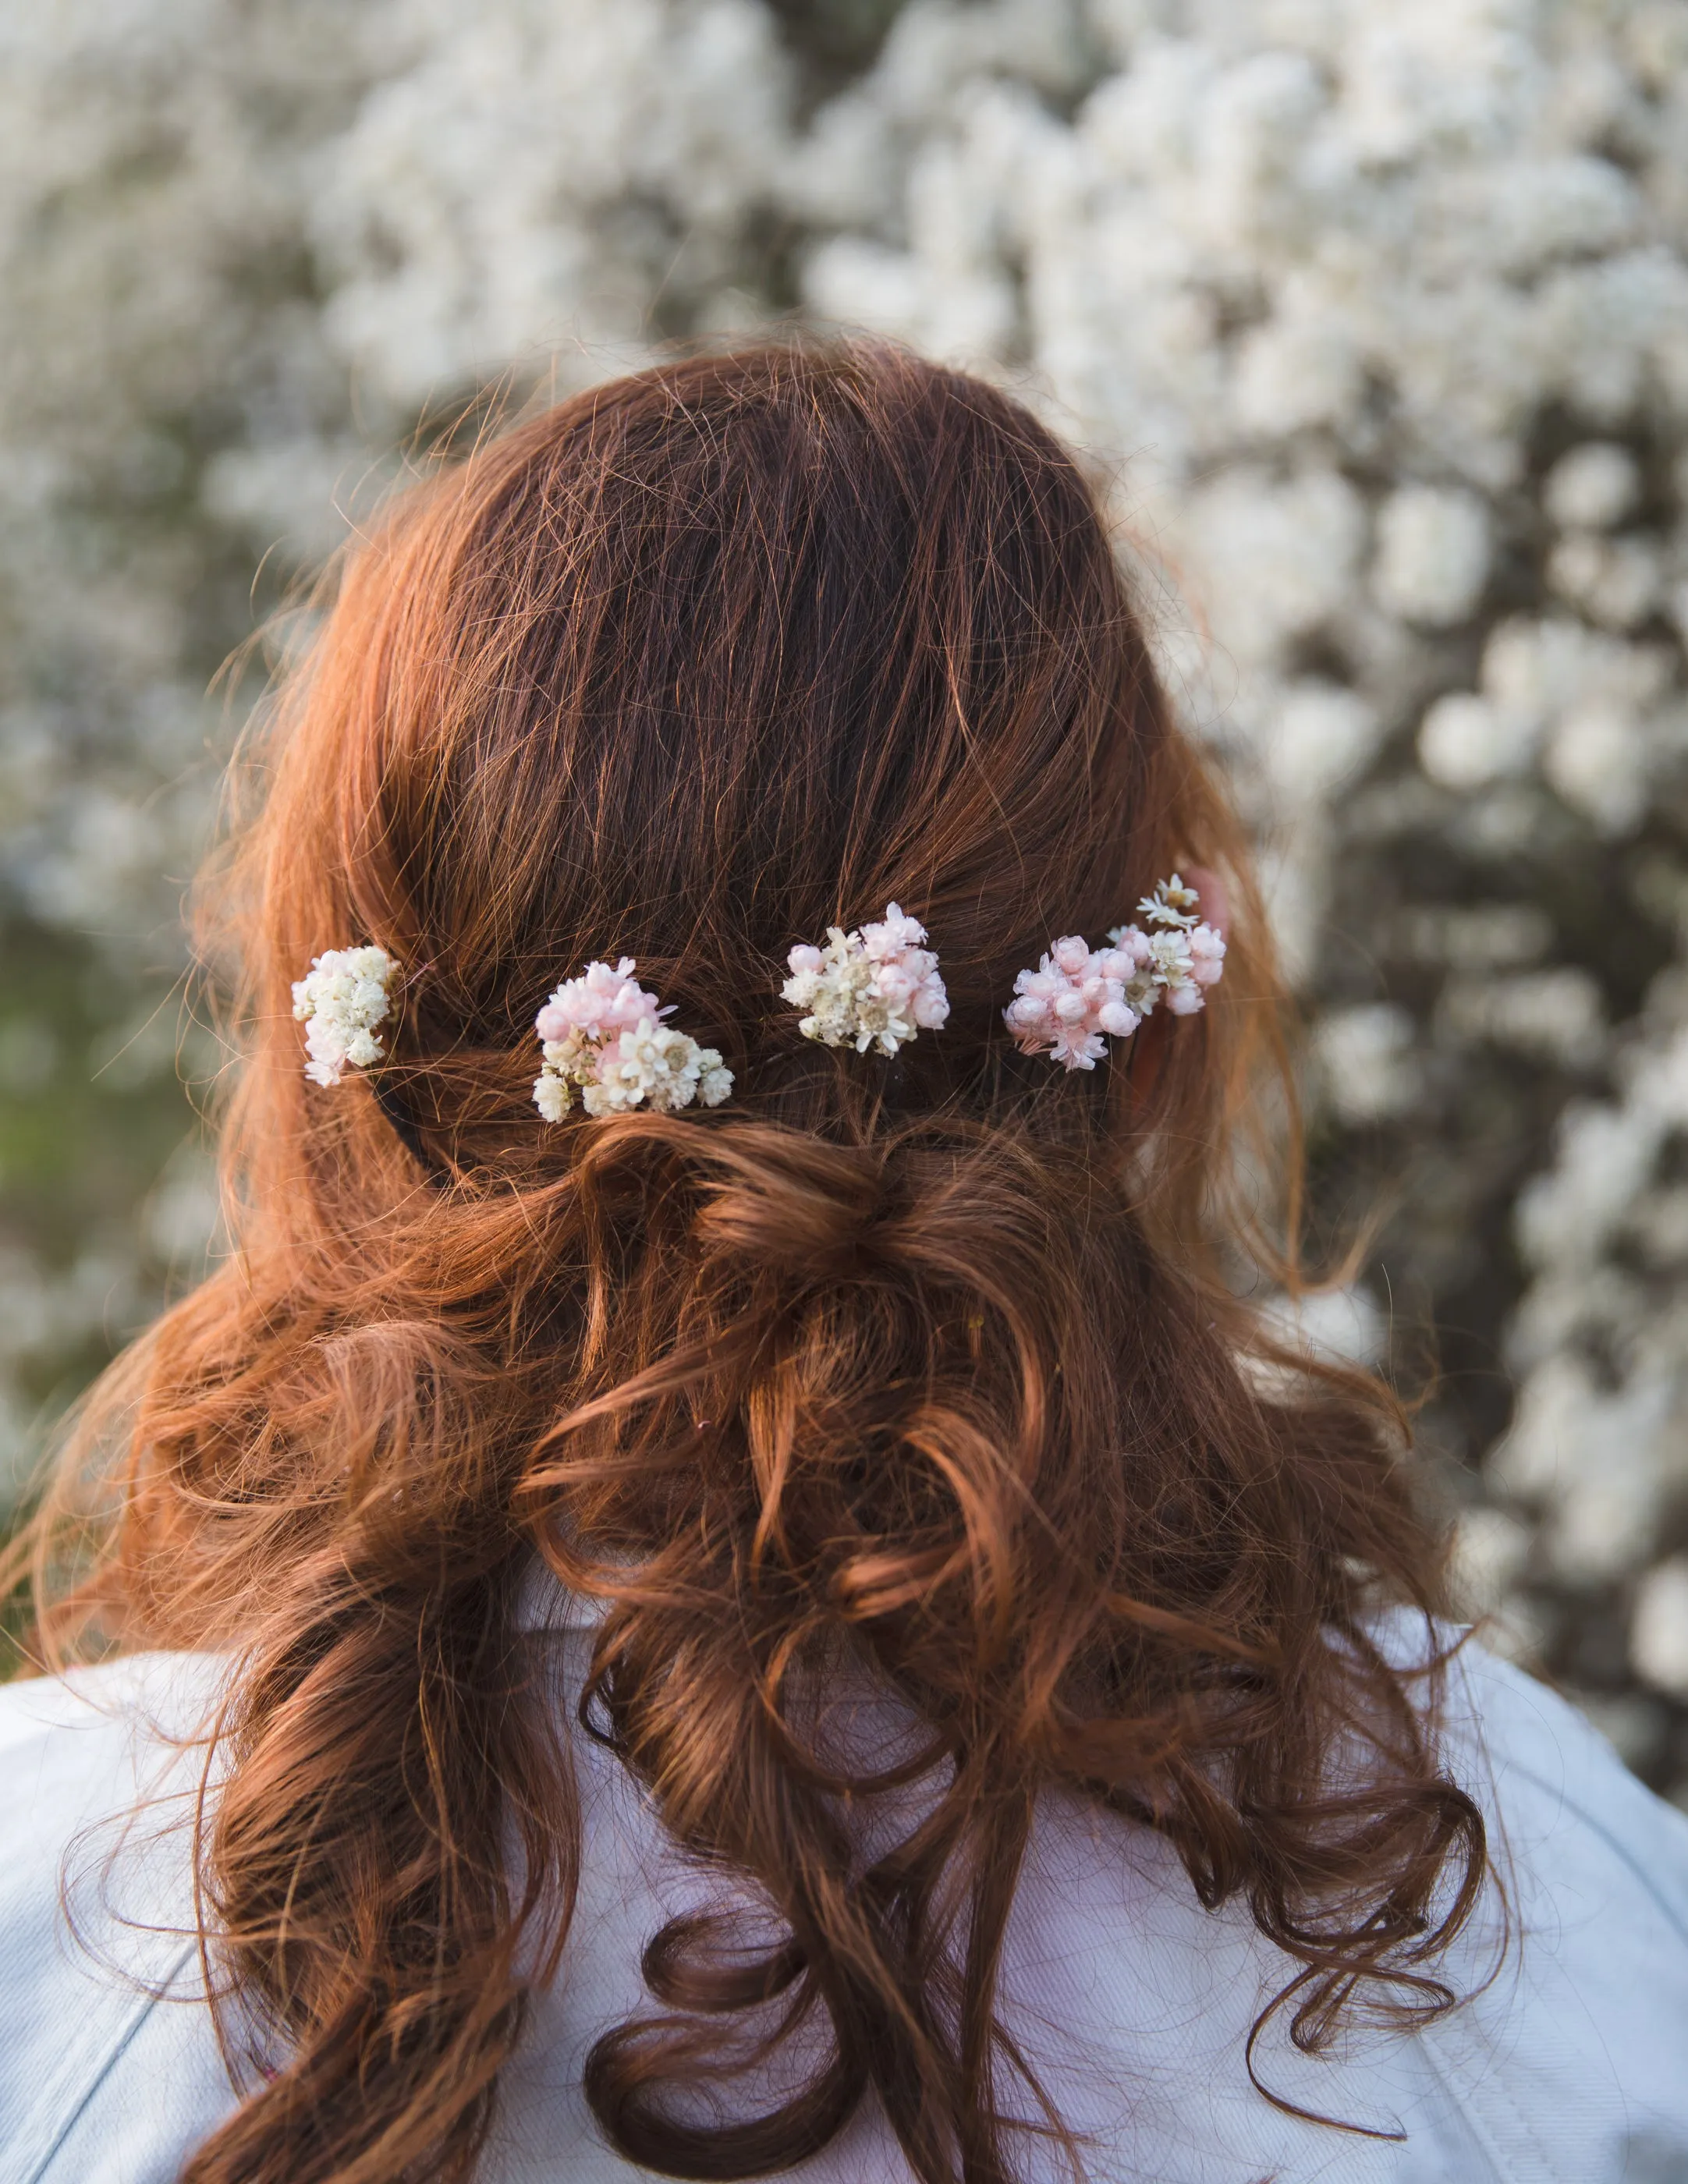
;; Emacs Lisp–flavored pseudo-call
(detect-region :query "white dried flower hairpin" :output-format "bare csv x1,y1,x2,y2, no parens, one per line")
1003,873,1226,1071
292,945,398,1087
782,903,950,1056
532,958,732,1120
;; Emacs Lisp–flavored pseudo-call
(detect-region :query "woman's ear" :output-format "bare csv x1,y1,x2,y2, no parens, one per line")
1185,865,1229,938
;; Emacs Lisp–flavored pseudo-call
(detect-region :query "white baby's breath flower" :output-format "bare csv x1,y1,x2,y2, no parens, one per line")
291,945,396,1087
533,1070,572,1122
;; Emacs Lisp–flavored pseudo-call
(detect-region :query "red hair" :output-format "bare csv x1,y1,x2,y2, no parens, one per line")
24,342,1481,2184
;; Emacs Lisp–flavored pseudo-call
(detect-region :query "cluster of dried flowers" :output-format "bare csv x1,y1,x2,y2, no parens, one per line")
782,904,950,1057
533,959,731,1119
291,946,395,1088
1004,876,1225,1068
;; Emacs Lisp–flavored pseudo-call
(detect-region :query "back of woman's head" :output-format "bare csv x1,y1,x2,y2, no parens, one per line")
34,342,1482,2184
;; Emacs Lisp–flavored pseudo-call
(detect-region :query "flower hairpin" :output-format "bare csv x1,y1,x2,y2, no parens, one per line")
296,888,1212,1105
292,945,398,1087
1002,874,1225,1071
782,903,949,1056
532,957,732,1119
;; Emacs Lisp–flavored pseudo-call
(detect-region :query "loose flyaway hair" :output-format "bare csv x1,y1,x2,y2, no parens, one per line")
19,341,1484,2184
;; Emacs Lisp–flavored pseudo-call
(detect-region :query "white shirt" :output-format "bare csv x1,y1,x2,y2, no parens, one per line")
3,1611,1686,2184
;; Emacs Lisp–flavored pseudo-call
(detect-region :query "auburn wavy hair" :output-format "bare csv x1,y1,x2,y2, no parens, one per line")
23,342,1484,2184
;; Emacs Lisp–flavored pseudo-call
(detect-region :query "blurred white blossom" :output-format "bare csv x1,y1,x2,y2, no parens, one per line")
1438,966,1606,1070
1372,487,1491,628
1257,1282,1387,1370
1633,1558,1688,1698
1545,442,1640,530
1449,1504,1533,1618
1418,693,1538,792
1313,1003,1422,1126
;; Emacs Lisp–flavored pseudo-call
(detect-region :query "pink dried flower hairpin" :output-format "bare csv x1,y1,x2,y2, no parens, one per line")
533,957,732,1119
782,903,949,1056
1002,873,1226,1071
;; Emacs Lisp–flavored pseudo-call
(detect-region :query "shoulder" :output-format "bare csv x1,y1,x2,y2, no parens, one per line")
1408,1620,1688,2179
988,1617,1688,2183
1439,1622,1688,1929
1368,1607,1688,1948
0,1653,239,2184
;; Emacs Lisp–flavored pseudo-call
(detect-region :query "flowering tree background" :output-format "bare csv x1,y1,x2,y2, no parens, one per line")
3,0,1687,1794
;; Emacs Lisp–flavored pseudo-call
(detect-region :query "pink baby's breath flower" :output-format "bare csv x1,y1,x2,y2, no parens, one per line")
1051,1024,1108,1070
1005,941,1135,1069
862,905,929,959
1006,874,1225,1069
534,956,669,1044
